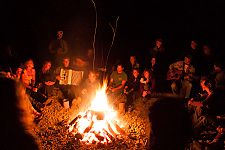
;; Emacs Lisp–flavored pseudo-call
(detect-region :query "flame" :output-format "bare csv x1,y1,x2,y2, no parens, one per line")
90,83,111,111
68,81,124,144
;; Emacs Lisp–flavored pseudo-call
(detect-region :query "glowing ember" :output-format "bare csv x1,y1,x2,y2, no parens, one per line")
68,82,125,144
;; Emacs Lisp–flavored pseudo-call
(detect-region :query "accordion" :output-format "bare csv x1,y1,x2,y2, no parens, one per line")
59,68,84,85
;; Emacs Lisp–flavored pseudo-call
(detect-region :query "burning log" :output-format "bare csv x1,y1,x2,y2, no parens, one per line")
95,134,104,141
106,121,117,138
84,121,94,133
68,111,124,144
75,133,83,140
31,94,152,149
112,121,126,136
68,115,81,126
103,129,114,142
66,81,130,146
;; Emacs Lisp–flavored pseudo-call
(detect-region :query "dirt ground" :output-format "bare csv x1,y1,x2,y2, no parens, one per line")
31,92,156,150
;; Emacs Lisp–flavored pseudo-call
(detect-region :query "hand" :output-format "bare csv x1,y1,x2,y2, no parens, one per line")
33,87,38,92
188,101,192,105
111,88,116,92
216,126,224,133
124,89,128,94
56,75,62,81
142,91,148,97
188,98,194,105
33,111,42,118
98,67,106,72
45,81,55,86
6,72,12,78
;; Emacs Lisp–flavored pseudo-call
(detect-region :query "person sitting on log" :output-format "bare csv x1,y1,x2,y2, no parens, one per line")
188,77,225,136
167,55,196,99
107,63,127,114
55,56,76,108
78,71,100,108
124,68,140,110
36,60,56,97
21,59,47,110
140,69,155,99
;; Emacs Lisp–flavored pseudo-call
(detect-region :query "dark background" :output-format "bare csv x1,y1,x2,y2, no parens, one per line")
1,0,225,68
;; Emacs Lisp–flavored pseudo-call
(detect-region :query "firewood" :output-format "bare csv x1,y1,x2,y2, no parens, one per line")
112,120,126,136
68,115,81,126
106,121,117,138
84,121,94,133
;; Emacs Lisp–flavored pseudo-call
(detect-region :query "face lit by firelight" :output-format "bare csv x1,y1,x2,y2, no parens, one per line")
156,40,162,48
184,57,191,65
144,70,150,79
130,56,136,65
43,62,51,71
88,72,96,83
151,57,156,66
117,65,123,73
63,58,70,68
132,69,139,78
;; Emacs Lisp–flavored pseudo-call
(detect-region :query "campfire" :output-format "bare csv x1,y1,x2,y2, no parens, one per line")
67,82,126,144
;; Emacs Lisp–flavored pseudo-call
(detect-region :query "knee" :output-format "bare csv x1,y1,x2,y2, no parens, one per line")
171,83,176,89
187,82,192,89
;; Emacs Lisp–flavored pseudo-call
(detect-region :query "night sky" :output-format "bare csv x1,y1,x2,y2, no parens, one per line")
1,0,225,67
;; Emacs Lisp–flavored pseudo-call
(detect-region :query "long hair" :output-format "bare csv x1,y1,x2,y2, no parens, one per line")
200,76,214,92
0,77,39,149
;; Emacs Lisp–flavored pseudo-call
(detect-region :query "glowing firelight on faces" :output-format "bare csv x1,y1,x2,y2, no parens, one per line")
68,81,124,144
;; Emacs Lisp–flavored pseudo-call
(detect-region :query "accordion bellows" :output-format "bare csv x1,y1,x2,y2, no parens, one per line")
59,68,84,85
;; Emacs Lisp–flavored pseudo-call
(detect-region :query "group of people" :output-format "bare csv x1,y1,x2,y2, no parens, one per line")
106,38,225,148
1,31,225,149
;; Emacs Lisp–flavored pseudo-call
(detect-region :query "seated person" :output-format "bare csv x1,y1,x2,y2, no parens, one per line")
188,78,225,133
140,69,155,99
108,64,127,95
107,64,127,113
21,59,47,108
21,59,36,89
124,68,140,107
36,60,55,97
71,55,89,80
188,78,213,126
79,71,100,105
55,56,76,108
167,55,196,99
